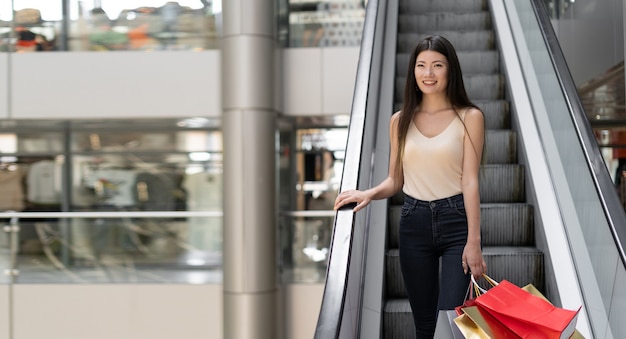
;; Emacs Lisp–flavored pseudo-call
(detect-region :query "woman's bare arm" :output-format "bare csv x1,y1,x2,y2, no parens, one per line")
461,107,487,277
334,112,404,212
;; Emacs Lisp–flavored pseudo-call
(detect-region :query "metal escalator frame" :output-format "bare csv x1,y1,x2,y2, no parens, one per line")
489,1,593,336
491,0,626,337
529,0,626,268
313,0,391,337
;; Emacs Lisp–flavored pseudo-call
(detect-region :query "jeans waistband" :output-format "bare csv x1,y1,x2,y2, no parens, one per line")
403,193,464,209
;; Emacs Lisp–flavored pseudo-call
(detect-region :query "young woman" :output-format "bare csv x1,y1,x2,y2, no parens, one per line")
333,35,487,338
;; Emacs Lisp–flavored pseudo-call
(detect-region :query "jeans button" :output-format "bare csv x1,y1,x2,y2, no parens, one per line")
430,202,436,208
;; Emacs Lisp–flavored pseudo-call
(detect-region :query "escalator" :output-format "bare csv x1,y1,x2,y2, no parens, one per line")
315,0,626,338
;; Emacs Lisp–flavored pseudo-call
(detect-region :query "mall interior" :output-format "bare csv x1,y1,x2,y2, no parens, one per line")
0,0,625,338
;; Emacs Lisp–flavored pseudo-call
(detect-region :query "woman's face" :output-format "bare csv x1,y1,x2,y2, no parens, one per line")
414,50,449,96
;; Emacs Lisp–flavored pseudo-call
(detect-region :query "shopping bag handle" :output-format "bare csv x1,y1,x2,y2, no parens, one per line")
471,274,499,295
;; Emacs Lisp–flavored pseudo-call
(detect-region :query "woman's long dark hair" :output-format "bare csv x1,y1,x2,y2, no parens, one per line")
394,35,481,179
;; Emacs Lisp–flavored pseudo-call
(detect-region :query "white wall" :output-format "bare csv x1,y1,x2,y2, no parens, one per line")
282,284,325,339
281,47,359,116
555,0,624,85
13,284,222,339
10,51,222,119
0,285,7,339
7,283,323,339
5,47,359,120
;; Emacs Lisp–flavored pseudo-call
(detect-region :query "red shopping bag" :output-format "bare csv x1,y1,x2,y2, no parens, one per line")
454,275,520,338
475,280,581,339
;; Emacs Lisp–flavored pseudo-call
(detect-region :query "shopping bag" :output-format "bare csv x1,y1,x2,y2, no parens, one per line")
455,275,497,316
454,310,487,339
454,305,521,338
521,284,585,339
475,279,581,339
453,275,519,338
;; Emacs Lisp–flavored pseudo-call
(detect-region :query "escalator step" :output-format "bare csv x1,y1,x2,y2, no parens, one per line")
480,164,526,203
476,100,510,130
397,31,494,53
483,246,545,290
484,130,517,164
398,12,491,32
387,203,534,249
383,299,414,339
399,0,487,14
384,246,544,298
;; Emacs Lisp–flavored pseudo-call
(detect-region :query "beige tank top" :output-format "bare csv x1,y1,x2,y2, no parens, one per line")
402,111,465,201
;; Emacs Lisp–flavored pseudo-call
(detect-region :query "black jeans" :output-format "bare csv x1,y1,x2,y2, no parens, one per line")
398,193,470,339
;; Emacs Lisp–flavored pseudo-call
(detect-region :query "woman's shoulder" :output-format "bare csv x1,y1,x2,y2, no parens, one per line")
461,106,483,117
460,106,484,129
458,106,483,121
390,110,402,124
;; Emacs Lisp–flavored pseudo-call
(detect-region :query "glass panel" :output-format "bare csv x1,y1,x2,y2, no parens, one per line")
542,0,575,19
276,0,289,47
15,215,222,283
506,0,623,334
295,127,345,211
70,154,223,211
0,0,11,52
67,0,221,51
0,218,13,284
280,213,334,283
288,0,365,47
71,129,222,153
279,117,348,283
0,122,65,154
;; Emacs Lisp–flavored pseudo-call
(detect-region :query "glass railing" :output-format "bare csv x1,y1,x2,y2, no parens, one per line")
1,212,223,284
506,0,626,336
314,0,389,336
279,211,334,283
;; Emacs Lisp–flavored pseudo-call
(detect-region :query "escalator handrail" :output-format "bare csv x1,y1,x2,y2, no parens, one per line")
313,0,382,337
530,0,626,267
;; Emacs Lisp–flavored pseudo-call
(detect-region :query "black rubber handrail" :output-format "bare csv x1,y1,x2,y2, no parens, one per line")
313,0,383,337
530,0,626,267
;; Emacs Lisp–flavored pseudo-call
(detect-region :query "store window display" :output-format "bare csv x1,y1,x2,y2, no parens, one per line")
2,5,59,52
0,156,63,255
288,0,366,47
69,0,220,51
182,168,222,252
0,120,226,281
281,125,347,282
0,162,27,213
86,7,129,51
66,125,223,262
3,0,368,51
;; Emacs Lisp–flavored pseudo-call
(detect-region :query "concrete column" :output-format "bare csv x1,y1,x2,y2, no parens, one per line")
221,1,277,339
